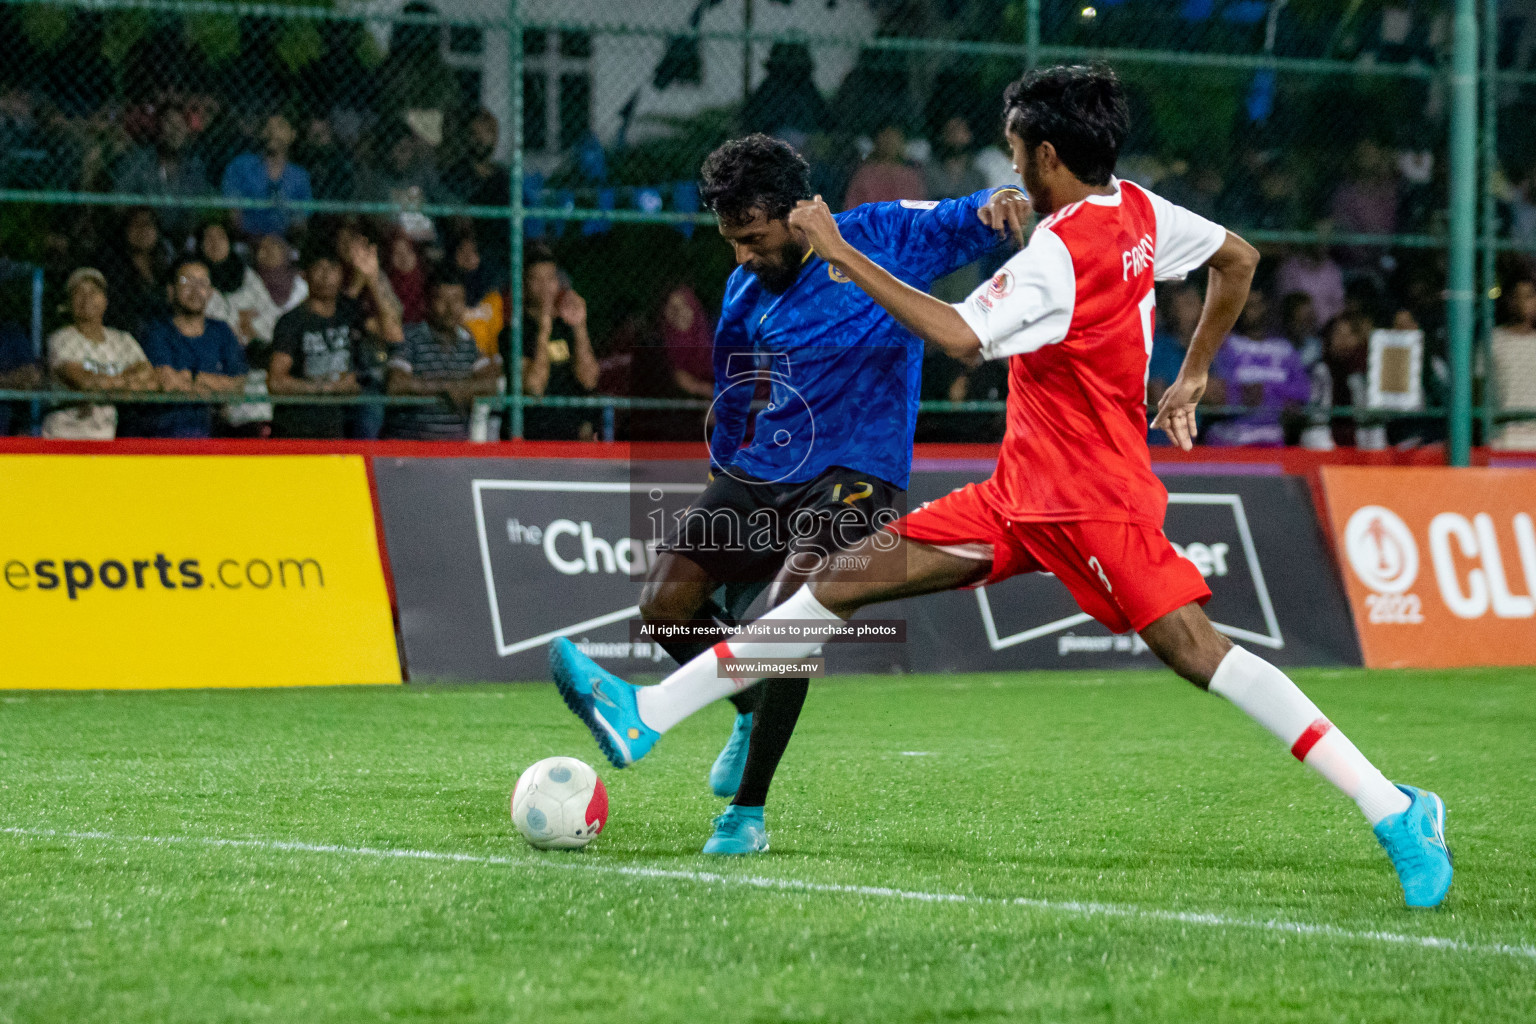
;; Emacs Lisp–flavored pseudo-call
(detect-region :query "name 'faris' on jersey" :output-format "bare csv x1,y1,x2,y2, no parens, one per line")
1122,233,1155,281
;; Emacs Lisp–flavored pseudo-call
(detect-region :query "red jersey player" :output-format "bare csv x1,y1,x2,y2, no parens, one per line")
550,65,1452,908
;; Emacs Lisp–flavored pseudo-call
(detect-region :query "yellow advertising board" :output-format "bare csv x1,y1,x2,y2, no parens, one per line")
0,455,401,688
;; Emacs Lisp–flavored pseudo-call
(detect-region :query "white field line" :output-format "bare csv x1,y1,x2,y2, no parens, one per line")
5,826,1534,963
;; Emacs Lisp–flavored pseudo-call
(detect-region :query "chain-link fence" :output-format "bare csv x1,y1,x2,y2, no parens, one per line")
0,0,1533,454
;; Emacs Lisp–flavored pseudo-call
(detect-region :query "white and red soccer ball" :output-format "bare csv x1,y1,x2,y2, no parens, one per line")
511,756,608,850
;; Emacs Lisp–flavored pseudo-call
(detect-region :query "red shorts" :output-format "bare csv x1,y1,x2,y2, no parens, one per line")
889,482,1211,634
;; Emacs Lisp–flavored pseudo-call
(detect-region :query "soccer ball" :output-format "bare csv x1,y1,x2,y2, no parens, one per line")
510,756,609,850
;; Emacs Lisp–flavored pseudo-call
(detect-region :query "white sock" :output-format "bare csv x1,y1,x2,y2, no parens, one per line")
634,586,842,734
1209,646,1410,826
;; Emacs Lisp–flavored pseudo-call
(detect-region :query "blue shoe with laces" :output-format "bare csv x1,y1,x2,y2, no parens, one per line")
709,713,753,798
548,637,659,769
702,805,769,856
1373,783,1452,908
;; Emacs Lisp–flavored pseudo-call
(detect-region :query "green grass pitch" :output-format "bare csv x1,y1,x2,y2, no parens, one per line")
3,668,1533,1023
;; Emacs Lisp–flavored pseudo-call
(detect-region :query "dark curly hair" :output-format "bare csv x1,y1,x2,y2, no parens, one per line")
699,134,813,226
1002,64,1129,187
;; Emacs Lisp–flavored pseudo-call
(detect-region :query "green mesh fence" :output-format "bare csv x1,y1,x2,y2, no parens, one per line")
0,0,1532,450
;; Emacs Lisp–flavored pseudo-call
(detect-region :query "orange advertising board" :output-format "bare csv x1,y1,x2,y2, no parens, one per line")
1318,467,1536,668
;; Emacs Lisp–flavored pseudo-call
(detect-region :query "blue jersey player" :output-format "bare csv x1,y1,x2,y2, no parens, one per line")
614,135,1029,854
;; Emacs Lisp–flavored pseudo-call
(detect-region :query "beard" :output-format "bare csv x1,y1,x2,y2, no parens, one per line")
748,239,806,294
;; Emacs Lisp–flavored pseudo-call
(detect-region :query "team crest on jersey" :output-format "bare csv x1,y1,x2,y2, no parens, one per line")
986,269,1014,299
827,264,851,284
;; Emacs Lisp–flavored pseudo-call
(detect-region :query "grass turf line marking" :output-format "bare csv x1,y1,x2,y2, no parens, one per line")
6,826,1533,962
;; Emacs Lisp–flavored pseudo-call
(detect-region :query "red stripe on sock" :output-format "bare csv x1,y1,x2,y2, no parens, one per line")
712,640,734,660
1291,717,1333,761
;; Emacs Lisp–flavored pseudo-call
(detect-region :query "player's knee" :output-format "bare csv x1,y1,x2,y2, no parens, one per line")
639,582,693,624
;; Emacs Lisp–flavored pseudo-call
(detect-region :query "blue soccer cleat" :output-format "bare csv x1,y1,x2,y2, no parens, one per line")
709,712,754,798
548,637,660,769
1373,783,1453,908
702,805,769,856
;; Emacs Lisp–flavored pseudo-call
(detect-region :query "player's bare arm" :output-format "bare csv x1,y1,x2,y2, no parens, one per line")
788,195,983,360
1150,231,1259,450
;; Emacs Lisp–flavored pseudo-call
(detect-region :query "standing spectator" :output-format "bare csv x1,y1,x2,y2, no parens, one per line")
1491,275,1536,450
295,116,355,202
924,117,987,200
135,256,248,438
842,123,926,210
1275,235,1347,327
43,268,158,440
267,249,364,439
1280,292,1334,449
220,114,313,240
1206,289,1313,447
384,271,502,440
0,319,42,436
101,208,173,335
386,232,427,326
514,243,598,440
454,233,505,358
112,108,210,240
741,43,829,143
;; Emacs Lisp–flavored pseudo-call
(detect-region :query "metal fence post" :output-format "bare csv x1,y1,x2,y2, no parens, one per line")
1446,0,1479,467
1479,0,1498,448
508,0,525,439
1026,0,1041,70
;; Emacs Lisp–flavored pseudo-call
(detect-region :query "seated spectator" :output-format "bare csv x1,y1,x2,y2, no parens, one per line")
385,271,502,440
924,117,987,200
295,116,355,202
442,110,512,257
0,320,42,436
221,114,313,240
386,232,427,326
43,268,158,439
1319,311,1381,449
1275,236,1346,327
842,123,926,210
356,120,447,243
334,223,405,439
267,247,365,439
112,107,209,239
197,221,261,347
514,242,597,440
1148,283,1203,406
101,207,172,335
1330,140,1399,272
659,284,714,400
454,233,505,357
247,233,309,357
134,256,248,438
1280,291,1334,449
1205,289,1312,447
1491,275,1536,450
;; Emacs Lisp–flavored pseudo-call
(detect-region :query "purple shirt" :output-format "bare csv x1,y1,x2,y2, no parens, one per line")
1207,334,1312,446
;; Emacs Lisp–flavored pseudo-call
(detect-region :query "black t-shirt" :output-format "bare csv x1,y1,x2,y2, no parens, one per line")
506,316,595,440
270,297,364,438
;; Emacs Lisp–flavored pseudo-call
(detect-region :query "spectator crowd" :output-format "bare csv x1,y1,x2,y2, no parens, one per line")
2,6,1536,449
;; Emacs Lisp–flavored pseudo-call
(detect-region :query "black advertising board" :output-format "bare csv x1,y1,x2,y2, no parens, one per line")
373,458,1362,681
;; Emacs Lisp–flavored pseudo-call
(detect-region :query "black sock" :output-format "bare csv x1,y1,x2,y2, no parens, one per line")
732,677,809,808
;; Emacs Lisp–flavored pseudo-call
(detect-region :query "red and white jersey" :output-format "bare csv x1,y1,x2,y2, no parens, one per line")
954,179,1226,527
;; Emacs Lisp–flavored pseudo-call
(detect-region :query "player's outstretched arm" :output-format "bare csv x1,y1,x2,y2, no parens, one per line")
1152,230,1259,450
788,196,982,360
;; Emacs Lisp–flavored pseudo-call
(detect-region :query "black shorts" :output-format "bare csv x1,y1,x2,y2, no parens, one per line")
660,465,906,584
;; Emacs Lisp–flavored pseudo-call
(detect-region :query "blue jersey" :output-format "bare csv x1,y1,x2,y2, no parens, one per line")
709,189,1014,490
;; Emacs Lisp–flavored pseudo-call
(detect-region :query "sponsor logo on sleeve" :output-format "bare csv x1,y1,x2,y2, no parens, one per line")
899,200,940,209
